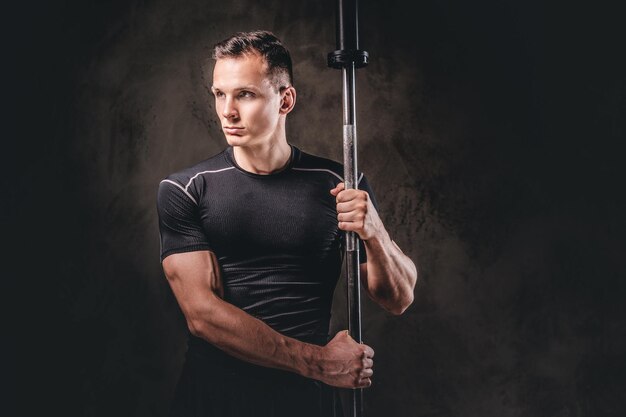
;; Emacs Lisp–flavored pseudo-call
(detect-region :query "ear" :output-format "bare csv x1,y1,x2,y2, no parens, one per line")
279,86,296,115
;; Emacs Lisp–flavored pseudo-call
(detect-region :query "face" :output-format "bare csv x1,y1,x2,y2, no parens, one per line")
211,53,295,149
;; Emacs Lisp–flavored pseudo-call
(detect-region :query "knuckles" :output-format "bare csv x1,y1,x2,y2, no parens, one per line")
336,189,369,203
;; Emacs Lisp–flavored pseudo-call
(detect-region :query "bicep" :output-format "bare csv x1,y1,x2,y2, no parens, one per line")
162,250,223,319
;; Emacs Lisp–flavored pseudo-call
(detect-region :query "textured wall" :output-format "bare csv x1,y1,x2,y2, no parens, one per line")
7,0,626,416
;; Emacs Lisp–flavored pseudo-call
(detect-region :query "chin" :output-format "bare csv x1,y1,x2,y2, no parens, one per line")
224,135,247,146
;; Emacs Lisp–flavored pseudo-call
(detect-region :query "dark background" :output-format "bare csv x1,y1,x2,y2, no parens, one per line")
5,0,626,416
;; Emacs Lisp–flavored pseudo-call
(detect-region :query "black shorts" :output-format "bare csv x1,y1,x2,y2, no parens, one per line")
168,337,345,417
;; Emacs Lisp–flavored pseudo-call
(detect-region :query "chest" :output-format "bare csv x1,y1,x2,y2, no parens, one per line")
197,173,340,258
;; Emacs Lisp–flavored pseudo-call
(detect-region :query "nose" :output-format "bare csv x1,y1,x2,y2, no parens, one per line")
221,97,238,119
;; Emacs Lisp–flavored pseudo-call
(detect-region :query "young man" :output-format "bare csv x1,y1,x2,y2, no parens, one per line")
157,30,417,417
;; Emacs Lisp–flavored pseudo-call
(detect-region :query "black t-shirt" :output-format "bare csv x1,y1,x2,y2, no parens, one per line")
157,145,376,343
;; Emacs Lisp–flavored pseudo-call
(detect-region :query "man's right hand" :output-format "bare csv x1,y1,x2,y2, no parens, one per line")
312,330,375,389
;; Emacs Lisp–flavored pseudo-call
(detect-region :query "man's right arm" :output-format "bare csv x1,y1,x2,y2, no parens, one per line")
162,250,374,389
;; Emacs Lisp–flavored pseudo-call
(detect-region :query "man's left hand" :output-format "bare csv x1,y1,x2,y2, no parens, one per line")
330,182,381,240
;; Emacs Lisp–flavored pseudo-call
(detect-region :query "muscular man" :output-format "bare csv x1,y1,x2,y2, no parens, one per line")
157,30,417,417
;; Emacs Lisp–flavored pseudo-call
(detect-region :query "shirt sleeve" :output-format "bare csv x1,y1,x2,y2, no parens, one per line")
156,180,213,262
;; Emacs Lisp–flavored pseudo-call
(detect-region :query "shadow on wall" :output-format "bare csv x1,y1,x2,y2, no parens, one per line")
8,0,626,416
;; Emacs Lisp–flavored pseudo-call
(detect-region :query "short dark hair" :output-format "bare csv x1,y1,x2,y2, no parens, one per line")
212,30,294,90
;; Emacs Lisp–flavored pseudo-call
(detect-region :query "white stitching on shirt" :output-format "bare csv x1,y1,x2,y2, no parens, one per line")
293,168,343,181
160,167,236,205
293,168,365,185
160,180,198,205
162,166,363,205
184,167,236,189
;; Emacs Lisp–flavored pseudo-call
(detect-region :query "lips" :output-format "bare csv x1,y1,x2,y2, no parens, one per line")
223,126,244,135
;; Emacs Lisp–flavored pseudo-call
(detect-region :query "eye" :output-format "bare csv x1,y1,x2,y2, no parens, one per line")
238,90,255,98
213,90,225,98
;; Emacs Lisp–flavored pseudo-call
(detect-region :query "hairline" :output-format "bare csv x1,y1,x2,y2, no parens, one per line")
212,31,293,90
213,52,289,92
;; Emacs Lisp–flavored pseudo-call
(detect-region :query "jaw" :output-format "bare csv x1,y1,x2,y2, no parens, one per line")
223,117,286,150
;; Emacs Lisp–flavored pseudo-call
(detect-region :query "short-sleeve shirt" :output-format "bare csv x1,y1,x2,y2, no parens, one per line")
157,145,377,343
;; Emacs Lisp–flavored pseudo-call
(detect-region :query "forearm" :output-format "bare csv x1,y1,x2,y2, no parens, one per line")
363,228,417,314
187,292,321,378
164,251,373,389
330,181,417,313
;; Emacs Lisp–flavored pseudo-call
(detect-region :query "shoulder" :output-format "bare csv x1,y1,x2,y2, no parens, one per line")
160,149,232,188
293,146,370,187
157,148,234,205
292,147,345,182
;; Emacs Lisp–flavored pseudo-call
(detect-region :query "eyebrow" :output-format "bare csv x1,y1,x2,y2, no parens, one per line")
211,85,259,91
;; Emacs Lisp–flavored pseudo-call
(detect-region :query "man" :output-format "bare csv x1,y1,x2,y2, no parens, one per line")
157,30,417,417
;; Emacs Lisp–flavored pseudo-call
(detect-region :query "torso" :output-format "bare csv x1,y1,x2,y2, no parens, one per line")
159,145,358,342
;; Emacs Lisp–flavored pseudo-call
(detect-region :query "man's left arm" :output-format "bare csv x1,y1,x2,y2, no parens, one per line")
331,182,418,315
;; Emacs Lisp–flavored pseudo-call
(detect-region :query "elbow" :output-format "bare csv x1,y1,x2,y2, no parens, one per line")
184,304,216,339
386,261,419,316
391,264,418,315
371,283,414,316
186,316,207,338
186,315,221,344
387,290,414,316
184,300,224,344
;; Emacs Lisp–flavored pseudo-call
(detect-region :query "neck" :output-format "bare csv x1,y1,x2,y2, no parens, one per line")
232,140,292,175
